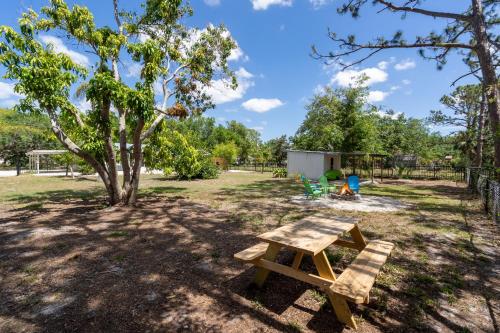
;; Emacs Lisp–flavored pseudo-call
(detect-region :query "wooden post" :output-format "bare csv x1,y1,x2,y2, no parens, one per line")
371,156,374,184
380,158,383,183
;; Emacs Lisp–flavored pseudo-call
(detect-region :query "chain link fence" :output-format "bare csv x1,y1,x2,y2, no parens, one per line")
467,168,499,223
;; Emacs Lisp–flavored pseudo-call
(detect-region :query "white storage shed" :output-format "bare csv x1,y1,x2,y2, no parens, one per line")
287,150,341,180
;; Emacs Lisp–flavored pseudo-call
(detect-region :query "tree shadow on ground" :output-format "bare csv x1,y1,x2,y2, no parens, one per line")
0,178,497,332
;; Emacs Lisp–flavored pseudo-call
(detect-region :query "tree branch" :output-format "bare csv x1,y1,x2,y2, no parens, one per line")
375,0,471,22
140,112,165,142
450,67,482,86
46,107,110,183
315,34,477,69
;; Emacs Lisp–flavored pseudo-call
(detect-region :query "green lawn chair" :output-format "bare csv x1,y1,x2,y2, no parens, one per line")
304,181,322,199
300,174,321,190
319,175,336,195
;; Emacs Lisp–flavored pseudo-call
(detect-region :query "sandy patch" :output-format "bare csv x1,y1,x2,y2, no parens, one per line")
290,194,410,212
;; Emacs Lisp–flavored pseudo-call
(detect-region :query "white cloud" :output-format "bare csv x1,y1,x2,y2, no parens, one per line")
242,98,283,113
377,61,389,70
235,67,253,79
402,79,411,85
313,84,326,95
39,35,89,67
390,85,400,91
367,90,389,103
0,99,18,108
251,0,292,10
376,110,402,119
126,63,142,78
251,126,264,132
0,82,20,100
330,67,388,87
75,98,91,112
394,59,416,71
153,80,164,96
377,57,396,70
204,0,221,6
0,82,22,108
204,67,255,104
228,44,249,62
310,0,332,9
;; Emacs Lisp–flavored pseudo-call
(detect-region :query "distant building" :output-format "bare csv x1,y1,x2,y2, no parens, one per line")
394,154,418,167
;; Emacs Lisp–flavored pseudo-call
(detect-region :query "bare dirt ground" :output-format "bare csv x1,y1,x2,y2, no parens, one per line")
0,175,498,332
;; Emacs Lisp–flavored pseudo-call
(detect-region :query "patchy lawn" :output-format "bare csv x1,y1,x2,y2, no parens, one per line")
0,173,498,332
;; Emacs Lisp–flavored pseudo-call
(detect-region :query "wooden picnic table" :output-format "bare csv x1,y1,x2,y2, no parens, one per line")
235,214,394,330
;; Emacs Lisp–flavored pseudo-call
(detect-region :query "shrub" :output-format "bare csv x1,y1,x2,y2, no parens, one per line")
213,142,239,165
197,158,220,179
325,169,342,180
273,168,287,178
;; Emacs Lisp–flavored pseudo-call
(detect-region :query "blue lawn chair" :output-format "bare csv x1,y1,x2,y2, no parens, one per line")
347,175,360,193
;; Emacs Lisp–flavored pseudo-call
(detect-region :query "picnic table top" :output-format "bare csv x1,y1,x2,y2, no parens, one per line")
257,215,358,255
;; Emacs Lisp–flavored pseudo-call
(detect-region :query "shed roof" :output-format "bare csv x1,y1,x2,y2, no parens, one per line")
287,149,341,155
287,150,387,157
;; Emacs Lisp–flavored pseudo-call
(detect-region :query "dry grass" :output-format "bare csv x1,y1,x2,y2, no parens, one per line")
0,172,497,333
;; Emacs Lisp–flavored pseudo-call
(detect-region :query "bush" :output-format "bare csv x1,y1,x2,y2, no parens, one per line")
325,169,342,180
272,168,287,178
197,158,220,179
213,142,239,165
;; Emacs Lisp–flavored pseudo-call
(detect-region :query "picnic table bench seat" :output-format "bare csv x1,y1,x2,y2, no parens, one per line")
330,239,394,304
234,242,268,262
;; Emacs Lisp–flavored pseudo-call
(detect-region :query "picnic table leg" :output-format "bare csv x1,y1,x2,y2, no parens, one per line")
253,243,281,287
350,224,367,250
313,251,357,330
292,251,304,270
325,290,358,330
312,251,336,281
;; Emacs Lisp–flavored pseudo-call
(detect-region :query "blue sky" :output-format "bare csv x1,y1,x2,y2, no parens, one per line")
0,0,478,140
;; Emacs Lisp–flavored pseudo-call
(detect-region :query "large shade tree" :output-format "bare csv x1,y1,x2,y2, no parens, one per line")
0,0,236,205
292,85,377,153
313,0,499,174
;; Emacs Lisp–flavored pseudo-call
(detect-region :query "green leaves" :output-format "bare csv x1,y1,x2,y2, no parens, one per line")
0,0,238,203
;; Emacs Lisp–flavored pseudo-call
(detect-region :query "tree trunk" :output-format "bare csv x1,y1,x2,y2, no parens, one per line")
16,160,21,176
123,118,145,205
474,87,486,167
471,0,500,177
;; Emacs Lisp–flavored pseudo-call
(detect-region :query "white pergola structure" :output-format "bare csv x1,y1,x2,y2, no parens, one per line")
26,150,67,174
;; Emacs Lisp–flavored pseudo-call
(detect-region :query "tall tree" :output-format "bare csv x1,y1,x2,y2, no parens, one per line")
313,0,499,173
0,0,236,205
266,135,290,165
292,86,377,153
428,84,485,166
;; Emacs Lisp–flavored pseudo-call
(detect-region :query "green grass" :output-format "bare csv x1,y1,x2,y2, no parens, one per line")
109,231,129,238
